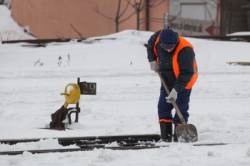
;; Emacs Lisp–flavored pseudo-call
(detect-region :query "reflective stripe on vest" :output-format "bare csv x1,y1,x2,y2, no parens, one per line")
153,36,198,90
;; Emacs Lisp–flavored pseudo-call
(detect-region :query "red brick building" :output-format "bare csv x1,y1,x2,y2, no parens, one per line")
11,0,169,39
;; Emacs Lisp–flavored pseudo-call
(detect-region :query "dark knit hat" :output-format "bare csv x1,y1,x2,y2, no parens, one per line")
159,28,179,45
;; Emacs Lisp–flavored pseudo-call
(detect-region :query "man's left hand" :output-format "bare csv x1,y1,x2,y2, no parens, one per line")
165,88,177,103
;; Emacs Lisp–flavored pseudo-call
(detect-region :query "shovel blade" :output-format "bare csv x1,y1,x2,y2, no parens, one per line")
175,124,198,142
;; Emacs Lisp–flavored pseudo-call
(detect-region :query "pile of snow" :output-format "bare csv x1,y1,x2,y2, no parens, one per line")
227,31,250,36
92,29,152,43
0,5,34,41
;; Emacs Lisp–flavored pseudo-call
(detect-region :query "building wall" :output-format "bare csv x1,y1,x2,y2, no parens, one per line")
11,0,169,39
148,0,169,31
167,0,220,36
220,0,250,35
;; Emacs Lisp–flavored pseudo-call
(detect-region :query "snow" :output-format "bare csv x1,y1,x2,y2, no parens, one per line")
1,7,250,166
0,5,34,41
227,31,250,36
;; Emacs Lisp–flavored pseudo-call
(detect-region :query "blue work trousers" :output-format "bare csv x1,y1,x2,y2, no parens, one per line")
158,86,191,124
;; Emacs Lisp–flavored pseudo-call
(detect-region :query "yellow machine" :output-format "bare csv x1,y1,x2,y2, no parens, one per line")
48,78,96,130
61,78,96,124
61,83,81,104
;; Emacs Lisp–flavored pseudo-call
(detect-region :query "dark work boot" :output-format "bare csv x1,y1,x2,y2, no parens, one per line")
173,131,178,142
160,122,172,142
173,124,180,142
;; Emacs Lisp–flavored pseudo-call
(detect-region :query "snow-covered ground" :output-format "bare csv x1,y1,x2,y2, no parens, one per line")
1,5,250,166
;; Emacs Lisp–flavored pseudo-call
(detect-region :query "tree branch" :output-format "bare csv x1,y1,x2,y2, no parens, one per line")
119,10,136,23
119,0,130,18
115,0,122,19
94,6,114,20
149,0,165,8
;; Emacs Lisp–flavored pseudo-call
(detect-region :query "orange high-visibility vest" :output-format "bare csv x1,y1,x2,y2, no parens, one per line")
153,36,198,90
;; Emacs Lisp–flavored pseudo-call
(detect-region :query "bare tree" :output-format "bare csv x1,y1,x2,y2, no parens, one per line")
127,0,145,30
95,0,166,31
95,0,135,32
128,0,166,30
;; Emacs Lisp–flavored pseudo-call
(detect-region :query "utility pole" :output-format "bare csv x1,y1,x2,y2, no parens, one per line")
145,0,150,30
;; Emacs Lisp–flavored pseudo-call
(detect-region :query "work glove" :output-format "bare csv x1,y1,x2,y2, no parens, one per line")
165,88,177,103
149,61,159,72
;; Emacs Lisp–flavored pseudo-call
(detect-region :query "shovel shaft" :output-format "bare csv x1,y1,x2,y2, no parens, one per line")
157,72,186,125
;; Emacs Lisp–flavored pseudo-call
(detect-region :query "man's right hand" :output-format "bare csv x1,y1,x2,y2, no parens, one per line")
150,61,159,72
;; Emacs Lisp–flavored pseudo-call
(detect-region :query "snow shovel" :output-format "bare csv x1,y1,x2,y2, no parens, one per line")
157,72,198,142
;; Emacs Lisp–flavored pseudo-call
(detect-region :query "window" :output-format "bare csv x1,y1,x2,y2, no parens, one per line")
180,2,207,20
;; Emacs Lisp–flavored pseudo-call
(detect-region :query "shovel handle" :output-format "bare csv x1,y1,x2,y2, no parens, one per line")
157,72,186,125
